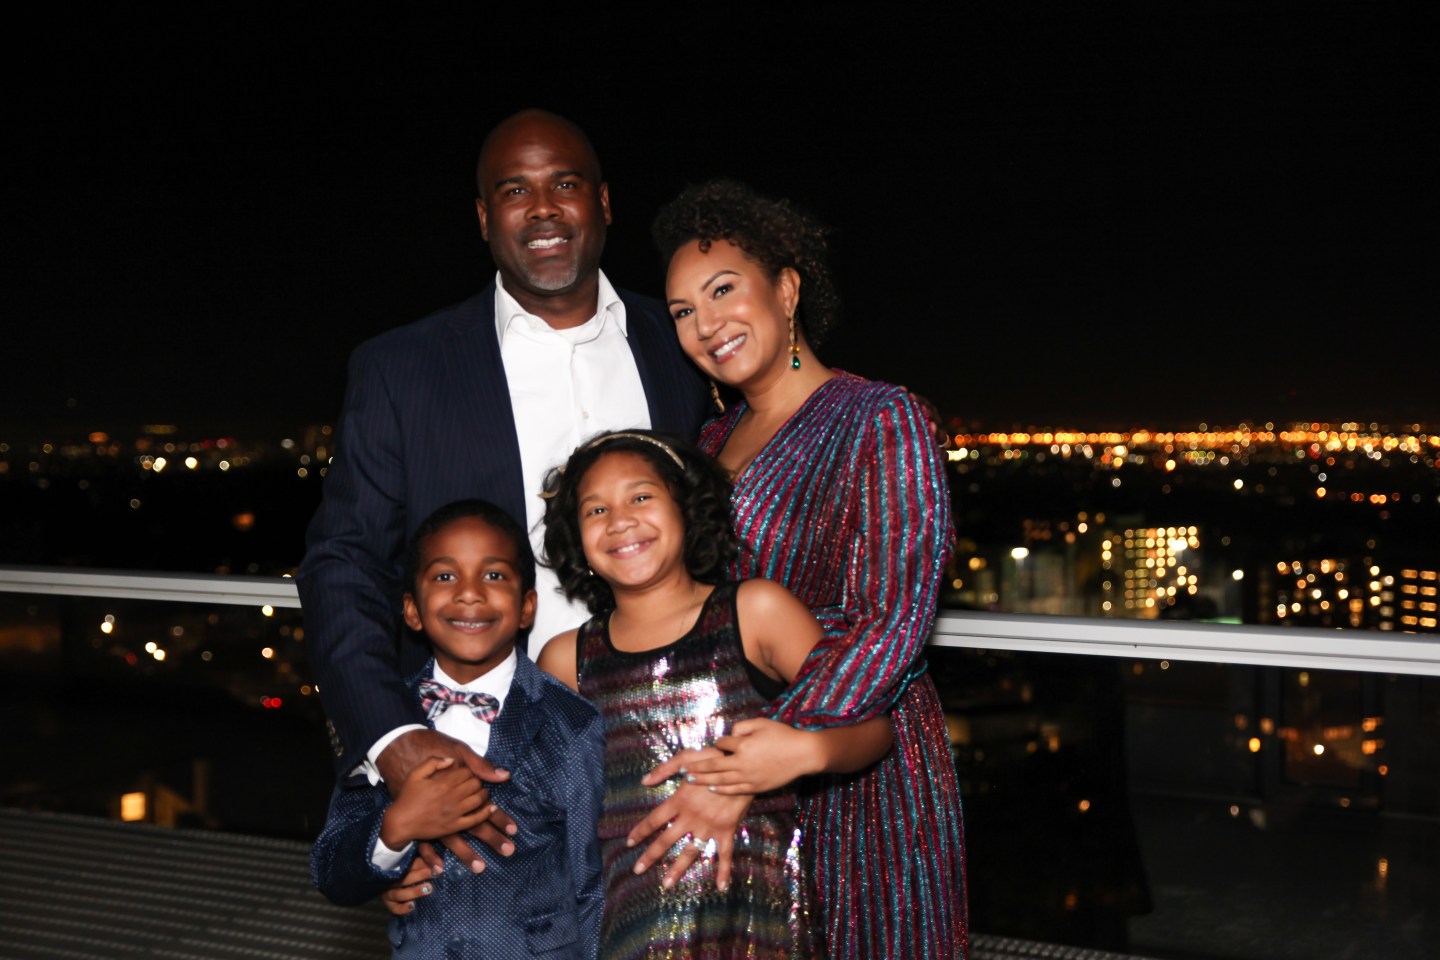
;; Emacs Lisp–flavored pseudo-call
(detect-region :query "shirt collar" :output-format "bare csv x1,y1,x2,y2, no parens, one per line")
493,270,627,345
431,649,517,708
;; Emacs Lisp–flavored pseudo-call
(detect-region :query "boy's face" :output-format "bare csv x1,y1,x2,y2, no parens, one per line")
403,517,537,684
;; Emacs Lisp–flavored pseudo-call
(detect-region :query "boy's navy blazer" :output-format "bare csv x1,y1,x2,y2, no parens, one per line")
298,283,707,775
311,650,605,959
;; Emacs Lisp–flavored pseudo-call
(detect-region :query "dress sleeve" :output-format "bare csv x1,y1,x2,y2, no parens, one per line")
767,389,953,729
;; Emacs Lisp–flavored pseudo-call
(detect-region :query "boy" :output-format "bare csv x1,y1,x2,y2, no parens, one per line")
311,499,604,959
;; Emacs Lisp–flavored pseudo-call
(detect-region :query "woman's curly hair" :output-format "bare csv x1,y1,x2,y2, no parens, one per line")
541,431,739,615
652,179,840,348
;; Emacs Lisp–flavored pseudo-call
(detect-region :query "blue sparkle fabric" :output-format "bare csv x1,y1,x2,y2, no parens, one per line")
311,651,605,959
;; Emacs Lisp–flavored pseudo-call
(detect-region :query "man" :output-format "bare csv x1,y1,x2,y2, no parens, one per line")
298,110,708,861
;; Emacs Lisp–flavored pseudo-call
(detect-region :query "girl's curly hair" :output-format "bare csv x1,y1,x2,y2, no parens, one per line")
541,431,738,615
652,179,840,347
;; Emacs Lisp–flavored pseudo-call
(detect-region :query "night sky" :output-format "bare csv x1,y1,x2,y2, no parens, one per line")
6,6,1432,435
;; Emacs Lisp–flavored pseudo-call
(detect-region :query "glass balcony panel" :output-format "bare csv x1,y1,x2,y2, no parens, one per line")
1,590,331,840
929,646,1437,960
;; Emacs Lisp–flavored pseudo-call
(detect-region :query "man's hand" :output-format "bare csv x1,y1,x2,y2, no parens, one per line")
378,728,517,870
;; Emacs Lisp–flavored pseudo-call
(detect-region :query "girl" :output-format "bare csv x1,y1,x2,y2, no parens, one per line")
537,430,893,960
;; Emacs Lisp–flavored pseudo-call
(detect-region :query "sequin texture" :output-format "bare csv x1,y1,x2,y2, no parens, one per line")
700,373,969,959
578,582,818,959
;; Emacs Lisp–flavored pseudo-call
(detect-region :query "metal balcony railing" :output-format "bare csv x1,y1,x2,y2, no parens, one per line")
4,564,1438,676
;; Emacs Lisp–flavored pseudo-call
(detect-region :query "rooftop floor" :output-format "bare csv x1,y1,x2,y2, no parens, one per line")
0,808,1156,960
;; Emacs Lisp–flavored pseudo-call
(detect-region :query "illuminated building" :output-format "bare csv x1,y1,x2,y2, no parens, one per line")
1394,565,1440,634
1260,561,1440,634
1101,525,1202,618
1264,558,1385,630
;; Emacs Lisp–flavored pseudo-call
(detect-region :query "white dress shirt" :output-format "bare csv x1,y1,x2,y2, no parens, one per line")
371,652,518,869
495,271,651,650
363,271,650,778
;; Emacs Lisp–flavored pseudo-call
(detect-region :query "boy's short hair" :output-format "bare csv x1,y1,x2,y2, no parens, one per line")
404,499,537,595
540,430,738,615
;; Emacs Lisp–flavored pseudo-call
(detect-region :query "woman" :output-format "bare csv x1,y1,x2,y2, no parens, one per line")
641,180,967,959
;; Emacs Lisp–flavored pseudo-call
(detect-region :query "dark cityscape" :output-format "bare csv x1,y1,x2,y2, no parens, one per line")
3,417,1436,957
3,6,1435,960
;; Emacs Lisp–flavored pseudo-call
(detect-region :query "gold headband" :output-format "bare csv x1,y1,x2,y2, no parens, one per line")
581,432,686,471
539,432,687,500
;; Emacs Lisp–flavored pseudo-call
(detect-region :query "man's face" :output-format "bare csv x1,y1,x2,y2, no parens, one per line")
475,115,611,307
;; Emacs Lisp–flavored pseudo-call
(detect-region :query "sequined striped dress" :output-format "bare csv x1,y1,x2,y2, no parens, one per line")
577,581,818,960
700,373,968,960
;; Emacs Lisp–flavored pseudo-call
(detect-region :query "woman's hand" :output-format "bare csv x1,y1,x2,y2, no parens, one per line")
382,857,436,916
647,716,895,795
664,718,820,794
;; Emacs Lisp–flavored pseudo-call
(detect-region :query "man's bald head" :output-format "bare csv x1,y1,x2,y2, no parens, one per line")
476,109,603,196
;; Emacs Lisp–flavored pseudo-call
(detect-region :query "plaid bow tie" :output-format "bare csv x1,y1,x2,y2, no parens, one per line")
418,679,500,723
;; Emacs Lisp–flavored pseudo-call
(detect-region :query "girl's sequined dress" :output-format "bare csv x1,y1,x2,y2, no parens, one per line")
577,581,818,960
700,373,968,960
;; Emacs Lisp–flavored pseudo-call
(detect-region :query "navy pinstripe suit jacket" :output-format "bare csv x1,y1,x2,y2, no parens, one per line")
298,282,708,776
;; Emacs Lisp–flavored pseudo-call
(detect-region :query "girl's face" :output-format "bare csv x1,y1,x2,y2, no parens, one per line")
666,238,800,396
576,451,688,594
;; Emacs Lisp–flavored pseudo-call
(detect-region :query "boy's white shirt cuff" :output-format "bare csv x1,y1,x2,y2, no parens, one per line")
353,724,429,785
371,834,415,871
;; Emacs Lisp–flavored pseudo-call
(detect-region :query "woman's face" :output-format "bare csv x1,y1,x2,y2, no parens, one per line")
666,239,799,394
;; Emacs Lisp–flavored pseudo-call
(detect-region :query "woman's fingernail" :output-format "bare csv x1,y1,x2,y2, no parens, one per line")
406,902,415,912
678,767,688,777
662,876,674,889
685,774,697,784
471,859,485,873
708,785,717,793
420,884,432,895
717,880,729,892
633,860,646,874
